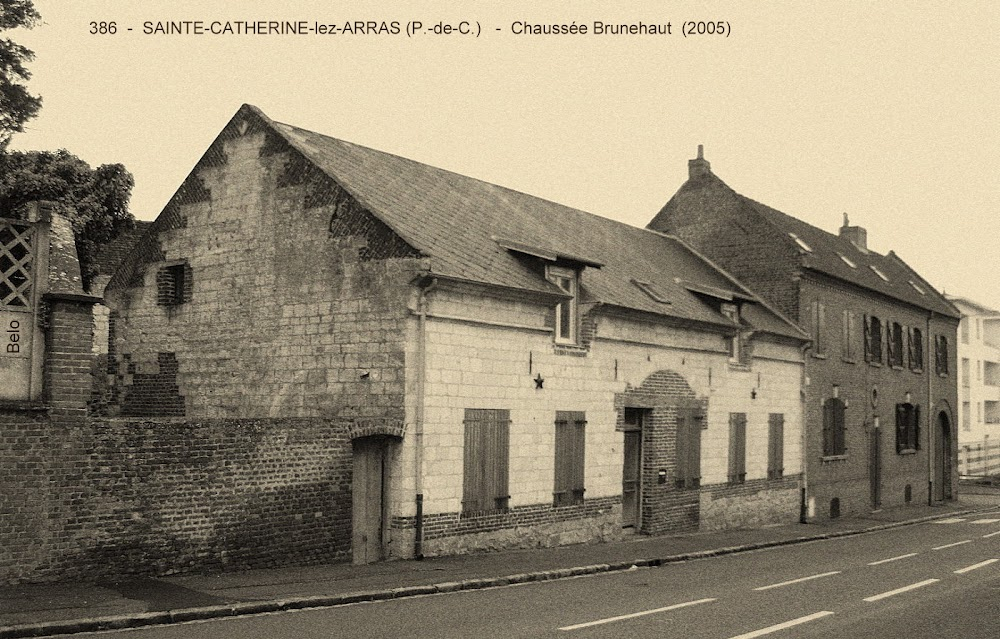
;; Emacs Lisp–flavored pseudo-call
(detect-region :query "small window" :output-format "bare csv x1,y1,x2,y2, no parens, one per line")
462,409,511,514
889,322,904,367
837,252,857,268
554,411,586,506
728,413,747,484
864,315,883,363
547,265,578,344
811,301,827,356
788,232,812,253
869,265,889,282
157,262,191,307
768,414,785,479
908,327,924,371
908,280,926,295
962,401,971,431
895,403,920,453
842,310,856,360
935,335,950,375
961,318,970,344
823,397,847,456
962,358,971,387
721,303,747,364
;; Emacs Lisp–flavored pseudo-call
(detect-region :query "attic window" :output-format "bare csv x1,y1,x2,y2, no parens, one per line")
632,279,670,304
788,232,813,253
546,265,578,344
837,252,857,268
909,280,926,295
869,265,889,282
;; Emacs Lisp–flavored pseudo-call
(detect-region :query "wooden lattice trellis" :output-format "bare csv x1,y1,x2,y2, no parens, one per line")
0,220,34,308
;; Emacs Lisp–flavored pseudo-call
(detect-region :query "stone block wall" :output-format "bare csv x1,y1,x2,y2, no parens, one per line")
0,417,351,584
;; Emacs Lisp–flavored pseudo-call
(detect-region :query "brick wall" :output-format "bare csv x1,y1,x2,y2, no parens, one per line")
800,273,959,519
0,417,351,584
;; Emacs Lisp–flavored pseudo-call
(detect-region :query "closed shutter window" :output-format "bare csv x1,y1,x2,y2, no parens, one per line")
463,409,511,514
768,414,785,479
728,413,747,484
554,411,586,506
675,409,702,488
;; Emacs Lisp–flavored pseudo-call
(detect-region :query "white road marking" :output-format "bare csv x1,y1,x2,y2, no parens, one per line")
557,597,716,631
933,540,973,550
863,579,940,602
931,518,967,524
983,530,1000,539
726,611,835,639
971,518,1000,524
867,553,918,566
753,571,841,591
954,558,998,574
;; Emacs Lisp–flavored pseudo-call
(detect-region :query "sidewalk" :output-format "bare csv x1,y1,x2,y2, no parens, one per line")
3,495,998,638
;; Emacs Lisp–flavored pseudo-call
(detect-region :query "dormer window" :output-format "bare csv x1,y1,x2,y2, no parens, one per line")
721,302,745,364
909,280,926,295
788,232,813,253
546,265,578,344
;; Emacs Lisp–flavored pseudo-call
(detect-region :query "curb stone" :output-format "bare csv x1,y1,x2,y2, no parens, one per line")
0,507,987,639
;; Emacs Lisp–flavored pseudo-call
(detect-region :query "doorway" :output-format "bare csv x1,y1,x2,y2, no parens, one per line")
622,408,645,529
935,412,953,501
869,420,882,510
352,436,390,564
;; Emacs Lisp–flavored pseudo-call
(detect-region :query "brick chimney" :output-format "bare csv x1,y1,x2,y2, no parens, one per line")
839,213,868,253
688,144,712,179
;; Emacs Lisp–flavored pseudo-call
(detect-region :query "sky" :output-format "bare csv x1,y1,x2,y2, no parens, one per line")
10,1,1000,312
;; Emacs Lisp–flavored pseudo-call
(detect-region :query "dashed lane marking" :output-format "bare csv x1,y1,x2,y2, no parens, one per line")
933,540,973,550
931,518,967,524
863,579,940,602
868,553,918,566
954,558,998,574
557,598,716,631
970,518,1000,524
983,530,1000,539
753,571,841,591
726,611,836,639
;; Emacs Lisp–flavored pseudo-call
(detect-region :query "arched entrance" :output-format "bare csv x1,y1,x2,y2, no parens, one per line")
934,411,953,501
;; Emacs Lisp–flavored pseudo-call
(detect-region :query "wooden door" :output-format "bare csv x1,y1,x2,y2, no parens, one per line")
352,437,387,564
622,431,641,528
935,412,953,501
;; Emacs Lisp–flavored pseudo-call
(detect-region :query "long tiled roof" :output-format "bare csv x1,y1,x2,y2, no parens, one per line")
92,221,152,277
256,107,804,340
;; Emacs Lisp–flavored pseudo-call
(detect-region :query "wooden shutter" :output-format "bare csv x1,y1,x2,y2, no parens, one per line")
675,413,689,488
887,322,895,366
463,409,510,513
728,413,746,484
554,411,585,505
895,404,906,453
833,399,846,455
863,315,871,362
823,400,833,456
768,414,784,479
914,404,921,450
689,414,702,487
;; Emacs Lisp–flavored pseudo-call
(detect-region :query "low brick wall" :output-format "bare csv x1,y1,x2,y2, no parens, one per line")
0,416,352,584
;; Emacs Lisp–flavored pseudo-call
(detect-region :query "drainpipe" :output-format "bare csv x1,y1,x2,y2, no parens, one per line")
414,277,438,560
927,310,934,505
799,340,812,523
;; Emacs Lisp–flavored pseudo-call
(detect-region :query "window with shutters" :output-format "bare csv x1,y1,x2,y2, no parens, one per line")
811,301,827,357
674,408,702,488
462,408,510,514
908,327,924,371
895,403,920,453
864,315,883,364
768,414,785,479
842,310,856,361
935,335,950,375
889,322,904,367
553,411,586,506
728,413,747,485
823,397,847,457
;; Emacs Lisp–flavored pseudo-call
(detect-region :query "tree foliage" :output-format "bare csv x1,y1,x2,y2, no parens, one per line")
0,149,135,291
0,0,42,149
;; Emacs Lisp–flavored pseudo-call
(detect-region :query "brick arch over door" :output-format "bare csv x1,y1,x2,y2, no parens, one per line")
616,369,707,536
347,418,406,440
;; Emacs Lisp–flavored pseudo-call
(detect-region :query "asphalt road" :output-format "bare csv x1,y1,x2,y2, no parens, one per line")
60,510,1000,639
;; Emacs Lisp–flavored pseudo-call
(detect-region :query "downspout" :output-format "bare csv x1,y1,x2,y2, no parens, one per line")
414,277,438,559
927,310,935,505
799,340,812,523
